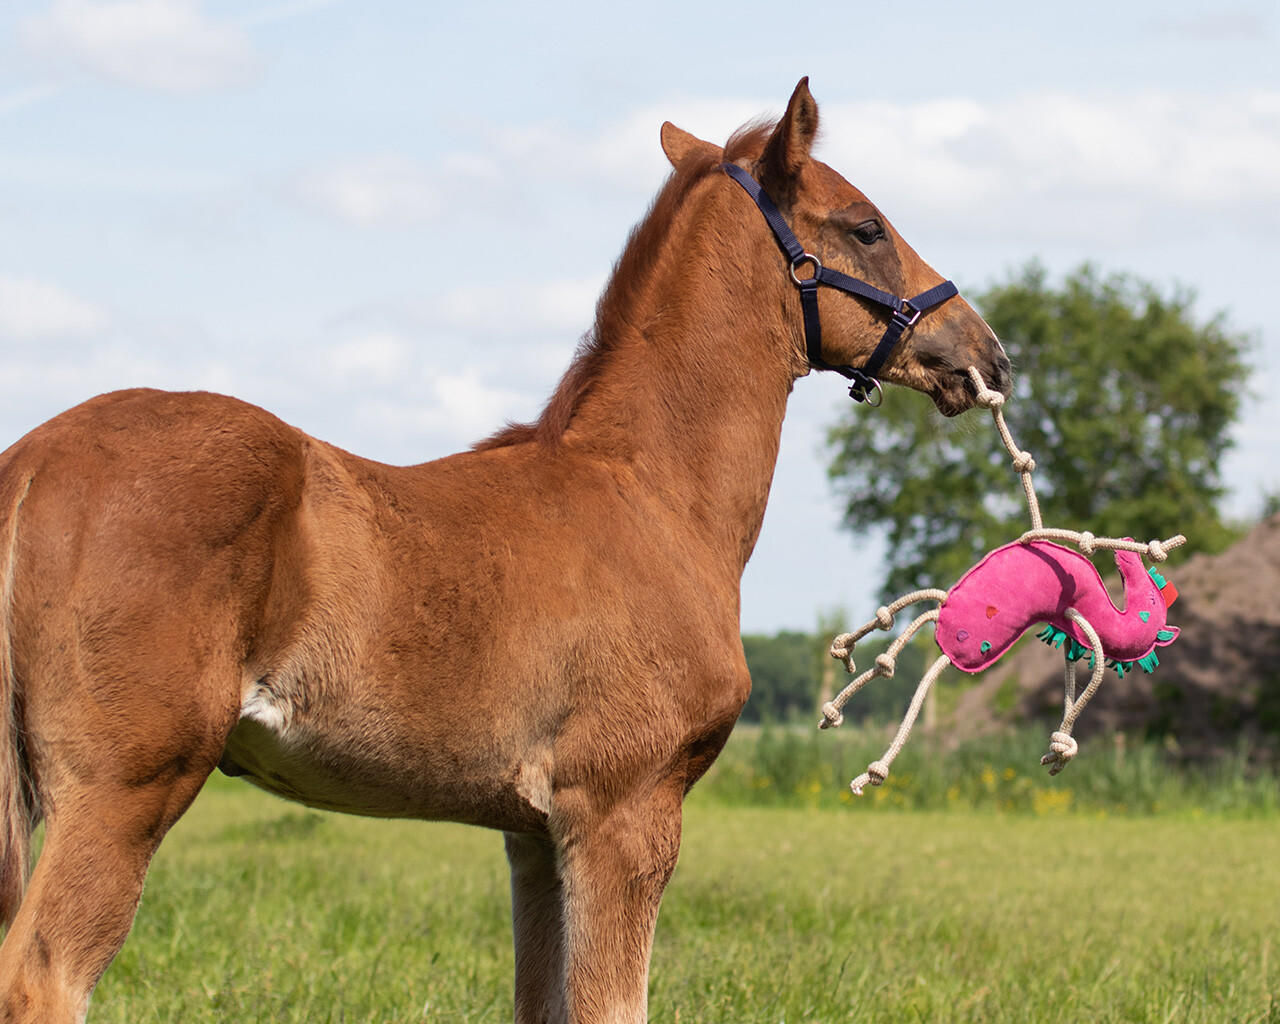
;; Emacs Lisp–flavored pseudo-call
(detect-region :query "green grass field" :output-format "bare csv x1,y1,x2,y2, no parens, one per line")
82,768,1280,1023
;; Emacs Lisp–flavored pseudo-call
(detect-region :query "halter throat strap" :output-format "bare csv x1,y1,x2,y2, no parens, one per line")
722,162,958,404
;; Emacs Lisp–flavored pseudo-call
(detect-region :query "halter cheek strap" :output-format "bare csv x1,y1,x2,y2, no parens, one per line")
722,162,959,404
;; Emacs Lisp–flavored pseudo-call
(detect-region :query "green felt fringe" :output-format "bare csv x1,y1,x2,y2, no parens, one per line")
1035,624,1165,677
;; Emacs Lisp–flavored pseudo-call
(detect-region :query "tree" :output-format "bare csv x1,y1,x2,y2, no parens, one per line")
826,262,1251,600
740,630,820,722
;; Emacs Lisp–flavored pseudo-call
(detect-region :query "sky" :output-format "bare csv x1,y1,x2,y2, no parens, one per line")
1,0,1277,634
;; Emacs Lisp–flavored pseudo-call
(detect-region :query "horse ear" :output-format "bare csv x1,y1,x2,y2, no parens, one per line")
759,77,819,192
660,122,718,168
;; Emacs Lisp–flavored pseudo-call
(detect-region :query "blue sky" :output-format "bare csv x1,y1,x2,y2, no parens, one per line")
1,0,1276,633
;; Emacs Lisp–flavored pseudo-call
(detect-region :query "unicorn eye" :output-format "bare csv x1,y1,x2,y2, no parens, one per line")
851,220,885,245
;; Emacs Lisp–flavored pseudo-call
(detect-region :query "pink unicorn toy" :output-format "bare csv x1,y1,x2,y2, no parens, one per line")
821,368,1185,794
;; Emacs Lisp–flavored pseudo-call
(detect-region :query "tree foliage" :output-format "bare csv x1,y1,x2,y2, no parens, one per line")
826,262,1251,600
740,630,820,722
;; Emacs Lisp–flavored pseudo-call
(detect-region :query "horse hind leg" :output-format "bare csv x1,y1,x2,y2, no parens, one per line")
0,667,237,1022
0,768,212,1023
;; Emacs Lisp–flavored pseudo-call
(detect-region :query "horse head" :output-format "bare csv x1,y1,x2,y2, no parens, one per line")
662,78,1011,415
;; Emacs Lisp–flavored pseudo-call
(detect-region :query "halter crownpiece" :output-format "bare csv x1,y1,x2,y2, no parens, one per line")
722,162,958,404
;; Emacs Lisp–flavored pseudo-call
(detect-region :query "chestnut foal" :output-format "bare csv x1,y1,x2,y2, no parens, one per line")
0,80,1008,1022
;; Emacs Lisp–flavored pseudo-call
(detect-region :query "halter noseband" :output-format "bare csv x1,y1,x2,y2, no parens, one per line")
723,162,958,405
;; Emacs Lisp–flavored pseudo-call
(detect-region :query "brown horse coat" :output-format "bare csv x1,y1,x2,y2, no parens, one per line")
0,79,1009,1023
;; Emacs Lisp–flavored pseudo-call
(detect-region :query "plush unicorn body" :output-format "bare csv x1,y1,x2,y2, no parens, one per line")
937,540,1179,674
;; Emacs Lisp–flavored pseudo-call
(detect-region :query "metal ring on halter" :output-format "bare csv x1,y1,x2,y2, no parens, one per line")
789,252,822,286
848,376,885,406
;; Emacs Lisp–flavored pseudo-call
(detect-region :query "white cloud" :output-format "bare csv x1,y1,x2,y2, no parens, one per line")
238,0,344,29
294,156,442,227
429,277,601,339
815,91,1280,243
0,83,63,116
426,369,530,439
20,0,258,92
304,353,538,455
302,276,605,455
484,98,765,195
0,274,110,342
324,330,411,379
1159,9,1271,41
318,89,1278,251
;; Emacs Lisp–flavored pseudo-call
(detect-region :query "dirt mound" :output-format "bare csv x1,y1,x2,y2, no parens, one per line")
949,513,1280,756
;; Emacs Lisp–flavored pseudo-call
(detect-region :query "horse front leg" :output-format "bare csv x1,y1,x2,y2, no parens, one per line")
553,782,682,1024
505,831,567,1024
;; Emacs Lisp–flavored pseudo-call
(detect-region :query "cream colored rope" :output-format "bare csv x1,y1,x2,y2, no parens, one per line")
848,654,952,795
1040,608,1106,775
1017,528,1186,562
828,589,948,659
966,366,1042,530
823,606,941,729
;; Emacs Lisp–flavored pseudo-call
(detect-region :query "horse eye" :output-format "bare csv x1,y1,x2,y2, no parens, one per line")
852,220,885,245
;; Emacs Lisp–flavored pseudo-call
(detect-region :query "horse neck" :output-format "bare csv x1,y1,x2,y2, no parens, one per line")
567,191,804,577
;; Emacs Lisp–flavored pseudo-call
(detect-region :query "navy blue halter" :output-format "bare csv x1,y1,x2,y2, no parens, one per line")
723,162,958,405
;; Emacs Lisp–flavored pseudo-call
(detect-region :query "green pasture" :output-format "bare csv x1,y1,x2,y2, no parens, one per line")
80,731,1280,1024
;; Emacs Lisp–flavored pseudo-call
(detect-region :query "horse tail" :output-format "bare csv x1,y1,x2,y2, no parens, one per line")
0,470,35,927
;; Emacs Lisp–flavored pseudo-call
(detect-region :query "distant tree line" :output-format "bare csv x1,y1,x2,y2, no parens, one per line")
739,628,927,724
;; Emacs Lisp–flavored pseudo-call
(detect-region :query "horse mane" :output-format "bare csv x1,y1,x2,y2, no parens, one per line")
473,122,775,451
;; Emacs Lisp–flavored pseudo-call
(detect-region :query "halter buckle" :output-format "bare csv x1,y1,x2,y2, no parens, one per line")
893,300,922,329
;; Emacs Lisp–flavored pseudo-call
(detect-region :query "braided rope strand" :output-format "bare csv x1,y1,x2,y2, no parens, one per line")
823,608,941,728
967,366,1043,530
849,654,952,795
1039,609,1107,776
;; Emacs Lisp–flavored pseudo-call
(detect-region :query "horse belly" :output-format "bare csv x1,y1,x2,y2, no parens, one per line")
221,686,546,831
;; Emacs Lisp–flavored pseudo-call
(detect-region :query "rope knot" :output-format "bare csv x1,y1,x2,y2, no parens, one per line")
1078,531,1095,555
851,759,891,796
1012,451,1036,474
1148,538,1168,562
1040,731,1079,776
874,653,895,677
819,702,844,729
829,633,856,673
875,606,895,630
